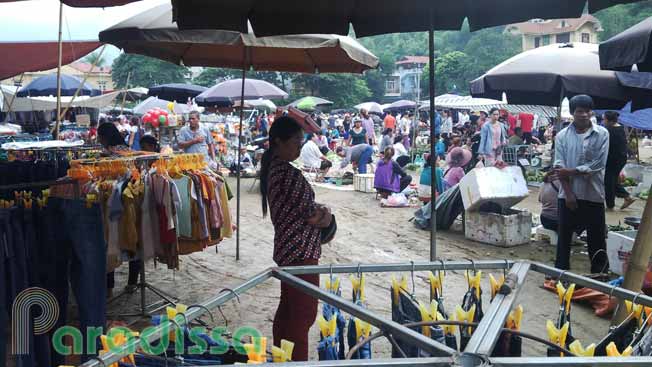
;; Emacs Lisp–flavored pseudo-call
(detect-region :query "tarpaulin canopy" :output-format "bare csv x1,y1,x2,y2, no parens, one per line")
419,94,559,119
596,102,652,130
0,41,101,81
1,89,120,112
0,0,140,6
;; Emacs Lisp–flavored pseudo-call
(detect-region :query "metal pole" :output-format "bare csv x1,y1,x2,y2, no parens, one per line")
236,53,247,261
80,269,273,367
428,23,437,262
281,260,514,275
54,1,63,139
464,262,530,355
490,356,652,366
272,269,456,357
531,262,652,308
57,45,107,123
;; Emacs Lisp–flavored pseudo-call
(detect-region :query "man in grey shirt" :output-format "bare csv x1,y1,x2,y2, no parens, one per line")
336,144,374,174
552,95,609,273
177,111,216,163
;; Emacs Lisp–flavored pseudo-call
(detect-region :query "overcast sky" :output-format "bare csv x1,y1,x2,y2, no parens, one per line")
0,0,164,62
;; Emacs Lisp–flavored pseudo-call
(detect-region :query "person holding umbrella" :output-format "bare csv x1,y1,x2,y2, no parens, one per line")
551,95,609,273
260,116,333,361
177,111,216,163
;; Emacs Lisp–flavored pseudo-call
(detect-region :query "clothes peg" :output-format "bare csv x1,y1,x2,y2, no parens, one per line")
428,271,444,300
568,340,595,357
355,318,372,341
556,282,575,315
489,273,505,301
506,305,523,331
546,320,569,356
456,304,476,335
350,273,366,302
625,300,644,327
324,275,340,293
606,341,633,357
390,275,407,305
465,271,482,299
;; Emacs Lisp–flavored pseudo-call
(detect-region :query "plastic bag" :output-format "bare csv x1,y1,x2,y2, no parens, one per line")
385,193,409,207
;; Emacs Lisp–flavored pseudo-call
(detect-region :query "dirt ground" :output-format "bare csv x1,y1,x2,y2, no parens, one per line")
107,149,652,361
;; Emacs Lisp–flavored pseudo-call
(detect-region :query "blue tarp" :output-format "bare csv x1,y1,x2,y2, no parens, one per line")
596,102,652,130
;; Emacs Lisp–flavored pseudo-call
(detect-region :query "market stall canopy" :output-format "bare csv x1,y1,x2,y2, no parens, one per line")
615,71,652,111
1,89,120,112
288,96,333,111
384,99,418,111
419,94,559,119
0,41,101,81
195,78,287,106
148,83,207,102
599,16,652,72
233,99,277,111
99,2,378,74
17,73,100,97
0,0,141,6
171,0,636,36
354,102,383,115
470,43,630,110
132,96,191,115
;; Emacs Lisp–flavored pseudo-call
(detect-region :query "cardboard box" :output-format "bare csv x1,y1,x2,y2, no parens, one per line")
459,166,529,211
464,208,532,247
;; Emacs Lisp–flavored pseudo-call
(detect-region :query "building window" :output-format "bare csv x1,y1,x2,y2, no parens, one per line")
556,33,570,43
385,79,398,94
534,37,541,48
542,35,550,46
582,33,590,43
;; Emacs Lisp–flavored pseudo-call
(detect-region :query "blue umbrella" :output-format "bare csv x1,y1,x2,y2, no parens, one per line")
596,102,652,130
17,73,100,97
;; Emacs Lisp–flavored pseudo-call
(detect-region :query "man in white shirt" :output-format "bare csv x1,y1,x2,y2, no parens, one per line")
459,110,470,125
301,133,332,174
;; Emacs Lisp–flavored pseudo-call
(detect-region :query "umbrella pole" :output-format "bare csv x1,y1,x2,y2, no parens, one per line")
120,72,132,116
428,27,437,261
54,1,63,139
236,66,246,261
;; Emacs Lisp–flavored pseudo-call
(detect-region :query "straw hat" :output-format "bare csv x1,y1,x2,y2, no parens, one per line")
446,147,472,168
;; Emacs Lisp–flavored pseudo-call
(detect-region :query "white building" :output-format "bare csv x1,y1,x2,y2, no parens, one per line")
384,56,428,102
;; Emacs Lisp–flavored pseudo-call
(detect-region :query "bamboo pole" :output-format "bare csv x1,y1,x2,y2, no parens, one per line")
120,72,132,116
56,45,107,123
54,1,64,139
614,186,652,323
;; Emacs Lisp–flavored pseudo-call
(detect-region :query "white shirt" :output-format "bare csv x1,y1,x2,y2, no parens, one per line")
300,140,323,169
393,142,408,158
459,112,470,124
442,117,453,134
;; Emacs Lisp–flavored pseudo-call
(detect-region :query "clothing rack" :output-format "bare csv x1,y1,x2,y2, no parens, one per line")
86,153,207,318
0,177,80,199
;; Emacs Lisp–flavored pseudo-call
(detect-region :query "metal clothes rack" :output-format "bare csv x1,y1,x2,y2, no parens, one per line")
80,260,652,367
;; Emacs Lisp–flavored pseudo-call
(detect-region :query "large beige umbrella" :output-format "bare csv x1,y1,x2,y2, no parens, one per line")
100,2,379,260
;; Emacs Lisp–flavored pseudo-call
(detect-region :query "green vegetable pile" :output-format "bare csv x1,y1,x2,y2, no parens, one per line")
639,190,649,200
525,171,545,182
623,177,638,187
608,223,632,232
405,163,420,172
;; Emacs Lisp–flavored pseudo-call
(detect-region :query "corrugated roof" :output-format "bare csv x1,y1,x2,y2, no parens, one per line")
395,56,429,65
507,14,601,36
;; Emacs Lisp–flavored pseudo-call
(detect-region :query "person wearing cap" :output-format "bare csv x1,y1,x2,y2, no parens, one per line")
444,147,471,188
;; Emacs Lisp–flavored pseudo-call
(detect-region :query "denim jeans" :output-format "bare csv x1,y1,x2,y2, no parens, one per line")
44,198,107,365
356,146,374,174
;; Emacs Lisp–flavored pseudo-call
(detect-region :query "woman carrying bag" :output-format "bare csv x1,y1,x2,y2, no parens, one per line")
260,116,336,361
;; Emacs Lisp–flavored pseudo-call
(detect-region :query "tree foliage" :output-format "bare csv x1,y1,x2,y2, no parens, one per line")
292,73,371,107
111,54,189,88
84,51,107,67
594,1,652,40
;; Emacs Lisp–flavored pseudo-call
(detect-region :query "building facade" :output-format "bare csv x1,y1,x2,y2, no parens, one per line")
505,15,603,51
1,62,113,93
384,56,428,102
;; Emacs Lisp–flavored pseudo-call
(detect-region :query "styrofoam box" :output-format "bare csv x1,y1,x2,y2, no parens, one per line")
459,166,529,211
606,230,649,276
354,174,375,193
464,208,532,247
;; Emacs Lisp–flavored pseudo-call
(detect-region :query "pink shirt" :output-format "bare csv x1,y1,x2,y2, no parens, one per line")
491,123,502,150
444,166,465,187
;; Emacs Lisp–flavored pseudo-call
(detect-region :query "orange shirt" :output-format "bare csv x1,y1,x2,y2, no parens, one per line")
384,115,396,130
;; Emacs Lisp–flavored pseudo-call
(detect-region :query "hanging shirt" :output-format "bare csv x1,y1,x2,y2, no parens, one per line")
173,175,193,238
